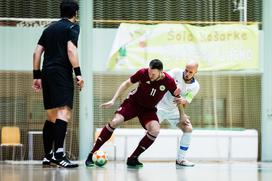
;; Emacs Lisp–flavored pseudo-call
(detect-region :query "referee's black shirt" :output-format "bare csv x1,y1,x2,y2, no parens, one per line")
38,18,80,71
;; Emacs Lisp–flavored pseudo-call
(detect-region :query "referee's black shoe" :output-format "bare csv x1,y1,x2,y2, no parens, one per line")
42,152,53,167
51,153,78,168
85,153,95,167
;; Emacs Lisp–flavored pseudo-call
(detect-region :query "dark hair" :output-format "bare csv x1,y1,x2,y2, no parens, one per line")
60,1,79,18
149,59,163,70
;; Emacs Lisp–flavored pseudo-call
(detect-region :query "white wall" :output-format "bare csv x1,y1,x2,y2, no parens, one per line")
0,27,117,71
98,128,258,161
0,27,42,70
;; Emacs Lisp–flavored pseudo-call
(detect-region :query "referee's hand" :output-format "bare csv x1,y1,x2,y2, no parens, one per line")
76,75,84,90
32,79,42,92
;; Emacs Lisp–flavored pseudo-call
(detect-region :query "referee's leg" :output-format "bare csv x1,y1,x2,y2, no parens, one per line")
51,106,78,168
42,109,57,166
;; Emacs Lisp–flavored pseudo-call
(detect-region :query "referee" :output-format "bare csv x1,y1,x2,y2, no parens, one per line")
32,0,83,168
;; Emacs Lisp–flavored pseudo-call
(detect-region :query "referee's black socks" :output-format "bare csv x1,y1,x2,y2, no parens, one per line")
43,120,55,156
54,119,67,158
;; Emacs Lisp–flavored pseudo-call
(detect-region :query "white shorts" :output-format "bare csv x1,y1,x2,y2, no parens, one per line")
157,108,180,128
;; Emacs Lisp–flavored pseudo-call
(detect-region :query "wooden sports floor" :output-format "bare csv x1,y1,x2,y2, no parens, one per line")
0,161,272,181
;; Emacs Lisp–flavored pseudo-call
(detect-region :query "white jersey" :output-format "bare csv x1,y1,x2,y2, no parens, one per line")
157,68,200,126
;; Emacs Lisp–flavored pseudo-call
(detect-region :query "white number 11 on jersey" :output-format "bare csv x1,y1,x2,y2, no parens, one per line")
150,88,156,96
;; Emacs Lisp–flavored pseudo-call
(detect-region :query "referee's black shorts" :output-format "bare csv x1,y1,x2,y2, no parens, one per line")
41,68,74,110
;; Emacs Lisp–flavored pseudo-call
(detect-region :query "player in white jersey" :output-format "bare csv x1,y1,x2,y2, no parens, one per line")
157,61,200,167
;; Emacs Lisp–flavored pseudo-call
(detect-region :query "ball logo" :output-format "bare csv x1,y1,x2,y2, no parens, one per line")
159,85,165,91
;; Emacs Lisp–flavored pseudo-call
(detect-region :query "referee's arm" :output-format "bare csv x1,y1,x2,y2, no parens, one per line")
67,40,79,68
33,44,44,72
32,44,44,92
67,41,84,89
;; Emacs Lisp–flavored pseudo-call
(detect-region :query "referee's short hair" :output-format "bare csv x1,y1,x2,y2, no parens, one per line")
149,59,163,71
60,1,79,19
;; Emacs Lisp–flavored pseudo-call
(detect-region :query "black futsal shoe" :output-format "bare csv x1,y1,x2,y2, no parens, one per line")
126,157,143,168
42,152,53,167
51,153,78,168
42,157,51,167
85,153,95,167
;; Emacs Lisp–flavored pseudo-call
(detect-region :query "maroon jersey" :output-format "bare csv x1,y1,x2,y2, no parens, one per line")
128,68,178,109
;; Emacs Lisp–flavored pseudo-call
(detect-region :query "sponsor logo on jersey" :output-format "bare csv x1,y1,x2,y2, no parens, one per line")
159,85,166,91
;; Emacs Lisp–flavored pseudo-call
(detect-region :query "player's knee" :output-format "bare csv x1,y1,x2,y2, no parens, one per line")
148,127,160,137
148,130,159,137
109,121,119,128
181,125,193,133
110,115,124,128
153,129,160,137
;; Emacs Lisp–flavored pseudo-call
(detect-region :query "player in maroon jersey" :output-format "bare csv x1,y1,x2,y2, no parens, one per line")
85,59,180,167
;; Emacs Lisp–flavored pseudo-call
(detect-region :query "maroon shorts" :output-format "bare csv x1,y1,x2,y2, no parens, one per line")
116,99,159,129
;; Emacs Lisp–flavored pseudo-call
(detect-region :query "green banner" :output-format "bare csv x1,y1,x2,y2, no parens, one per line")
107,23,259,71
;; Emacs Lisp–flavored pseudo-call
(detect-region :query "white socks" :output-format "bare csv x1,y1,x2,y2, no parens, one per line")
178,133,192,161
